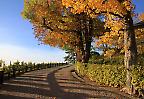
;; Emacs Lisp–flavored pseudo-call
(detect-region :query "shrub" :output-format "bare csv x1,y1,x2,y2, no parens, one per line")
137,54,144,66
89,55,124,65
86,64,126,87
75,63,143,89
75,63,144,90
75,62,88,77
131,65,144,90
2,66,11,74
103,55,124,65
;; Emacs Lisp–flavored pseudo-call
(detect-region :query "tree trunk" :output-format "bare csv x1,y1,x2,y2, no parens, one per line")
76,30,85,63
84,39,92,63
76,14,93,64
83,19,93,63
76,50,83,62
124,11,137,94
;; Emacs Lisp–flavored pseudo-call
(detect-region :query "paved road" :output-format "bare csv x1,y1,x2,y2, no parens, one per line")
0,65,135,99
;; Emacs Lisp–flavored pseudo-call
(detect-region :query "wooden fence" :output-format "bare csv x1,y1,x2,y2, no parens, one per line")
0,62,68,84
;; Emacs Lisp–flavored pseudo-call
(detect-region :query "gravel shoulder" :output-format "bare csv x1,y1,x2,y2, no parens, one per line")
0,65,137,99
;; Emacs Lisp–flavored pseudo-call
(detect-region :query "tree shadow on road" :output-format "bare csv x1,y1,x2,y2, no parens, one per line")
46,66,128,99
0,94,33,99
0,66,132,99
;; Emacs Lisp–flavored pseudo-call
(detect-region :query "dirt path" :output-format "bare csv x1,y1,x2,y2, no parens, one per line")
0,65,136,99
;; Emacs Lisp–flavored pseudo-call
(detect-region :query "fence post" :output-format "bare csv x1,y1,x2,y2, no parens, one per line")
0,71,4,84
12,67,16,78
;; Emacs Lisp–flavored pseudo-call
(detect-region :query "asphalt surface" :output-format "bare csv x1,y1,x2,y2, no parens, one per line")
0,65,136,99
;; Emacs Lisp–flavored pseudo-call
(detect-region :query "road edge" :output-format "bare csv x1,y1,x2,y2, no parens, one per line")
71,69,139,99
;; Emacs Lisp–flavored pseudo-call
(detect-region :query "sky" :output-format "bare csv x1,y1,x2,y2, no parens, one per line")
0,0,144,65
0,0,66,64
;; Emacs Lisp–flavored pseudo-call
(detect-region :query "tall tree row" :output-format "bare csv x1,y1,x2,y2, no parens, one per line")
22,0,144,94
22,0,104,63
62,0,144,94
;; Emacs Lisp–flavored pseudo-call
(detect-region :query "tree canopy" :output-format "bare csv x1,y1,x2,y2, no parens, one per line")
22,0,144,94
22,0,104,63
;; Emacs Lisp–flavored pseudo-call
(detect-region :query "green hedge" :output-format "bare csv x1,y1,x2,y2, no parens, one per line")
75,62,88,77
131,65,144,90
90,54,144,66
86,64,126,87
75,63,144,90
89,55,124,65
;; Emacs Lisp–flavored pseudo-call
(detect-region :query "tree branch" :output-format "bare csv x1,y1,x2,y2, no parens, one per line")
42,18,54,31
133,21,144,29
89,7,124,18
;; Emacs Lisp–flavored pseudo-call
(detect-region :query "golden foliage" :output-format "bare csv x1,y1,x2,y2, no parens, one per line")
22,0,93,53
139,13,144,21
62,0,134,17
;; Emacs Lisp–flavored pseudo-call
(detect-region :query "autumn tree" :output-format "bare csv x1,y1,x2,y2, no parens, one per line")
64,48,76,64
62,0,144,94
22,0,104,63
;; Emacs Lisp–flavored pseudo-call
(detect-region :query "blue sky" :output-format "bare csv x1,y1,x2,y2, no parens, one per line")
0,0,144,64
0,0,66,64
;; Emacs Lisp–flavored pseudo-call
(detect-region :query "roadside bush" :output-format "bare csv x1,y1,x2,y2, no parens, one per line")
103,55,124,65
2,66,10,74
137,54,144,66
90,55,124,65
131,65,144,90
86,64,126,87
76,63,144,90
75,62,88,77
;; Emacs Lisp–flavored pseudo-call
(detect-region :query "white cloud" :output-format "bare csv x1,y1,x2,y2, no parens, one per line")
0,44,66,65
